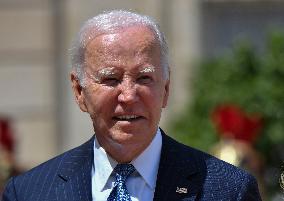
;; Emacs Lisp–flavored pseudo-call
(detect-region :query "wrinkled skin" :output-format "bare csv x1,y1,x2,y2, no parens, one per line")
71,25,169,163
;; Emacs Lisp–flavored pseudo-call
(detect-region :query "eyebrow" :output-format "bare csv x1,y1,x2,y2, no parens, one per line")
95,67,116,80
139,66,156,73
97,67,116,77
89,66,156,82
86,67,116,83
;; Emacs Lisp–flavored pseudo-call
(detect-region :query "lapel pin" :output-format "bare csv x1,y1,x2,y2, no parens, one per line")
176,187,188,194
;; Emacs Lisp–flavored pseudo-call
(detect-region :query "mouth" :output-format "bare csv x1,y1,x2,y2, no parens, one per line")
112,115,144,122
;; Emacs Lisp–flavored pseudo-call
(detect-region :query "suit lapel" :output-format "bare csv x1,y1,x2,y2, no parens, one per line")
56,137,94,201
53,131,205,201
154,130,205,201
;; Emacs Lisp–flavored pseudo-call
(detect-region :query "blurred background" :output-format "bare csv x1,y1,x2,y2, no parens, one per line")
0,0,283,200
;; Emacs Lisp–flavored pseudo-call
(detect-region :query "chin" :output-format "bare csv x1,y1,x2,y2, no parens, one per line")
111,130,134,142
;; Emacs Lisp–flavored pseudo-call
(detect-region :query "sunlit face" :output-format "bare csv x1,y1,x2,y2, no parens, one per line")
71,25,169,162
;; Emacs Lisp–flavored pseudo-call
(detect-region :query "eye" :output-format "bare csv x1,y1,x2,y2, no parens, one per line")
102,78,120,86
137,75,152,84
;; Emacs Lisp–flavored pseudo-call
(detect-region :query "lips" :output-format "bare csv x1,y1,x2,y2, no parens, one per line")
112,115,143,121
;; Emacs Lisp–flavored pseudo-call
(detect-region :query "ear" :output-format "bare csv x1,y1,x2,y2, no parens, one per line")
70,71,88,112
162,78,170,108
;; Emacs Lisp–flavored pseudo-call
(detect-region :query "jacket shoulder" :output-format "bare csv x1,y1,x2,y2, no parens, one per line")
16,137,93,180
2,137,94,201
162,134,262,200
164,133,253,178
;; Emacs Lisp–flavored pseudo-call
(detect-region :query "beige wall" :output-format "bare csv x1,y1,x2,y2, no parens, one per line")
0,1,56,168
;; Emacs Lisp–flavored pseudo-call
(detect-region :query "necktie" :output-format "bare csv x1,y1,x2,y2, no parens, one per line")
107,164,135,201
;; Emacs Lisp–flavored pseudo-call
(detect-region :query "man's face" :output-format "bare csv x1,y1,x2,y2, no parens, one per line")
71,26,169,161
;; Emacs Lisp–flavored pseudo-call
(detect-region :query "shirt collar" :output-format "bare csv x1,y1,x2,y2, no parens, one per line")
93,137,117,192
93,128,162,191
132,128,162,189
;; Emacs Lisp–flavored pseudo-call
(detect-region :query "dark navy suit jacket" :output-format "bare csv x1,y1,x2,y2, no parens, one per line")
2,131,262,201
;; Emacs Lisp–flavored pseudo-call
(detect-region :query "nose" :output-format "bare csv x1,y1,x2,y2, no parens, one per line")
117,80,138,104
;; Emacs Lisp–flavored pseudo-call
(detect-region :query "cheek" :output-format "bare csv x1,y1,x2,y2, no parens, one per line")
84,87,117,116
140,86,165,112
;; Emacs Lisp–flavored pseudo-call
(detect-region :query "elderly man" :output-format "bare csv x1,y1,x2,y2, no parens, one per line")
2,10,261,201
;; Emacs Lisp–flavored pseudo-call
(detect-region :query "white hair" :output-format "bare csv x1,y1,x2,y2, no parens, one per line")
70,10,169,86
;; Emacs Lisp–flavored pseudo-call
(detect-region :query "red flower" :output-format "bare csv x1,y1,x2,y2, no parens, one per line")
212,104,262,143
0,118,14,152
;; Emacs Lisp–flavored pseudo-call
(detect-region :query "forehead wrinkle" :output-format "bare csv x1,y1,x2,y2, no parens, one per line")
84,43,106,69
84,26,162,76
102,26,159,58
84,33,119,64
132,37,159,59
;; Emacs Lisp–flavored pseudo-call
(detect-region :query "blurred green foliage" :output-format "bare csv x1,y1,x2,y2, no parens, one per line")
170,32,284,196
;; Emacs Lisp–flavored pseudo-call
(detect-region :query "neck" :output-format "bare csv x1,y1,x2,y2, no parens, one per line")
105,142,148,163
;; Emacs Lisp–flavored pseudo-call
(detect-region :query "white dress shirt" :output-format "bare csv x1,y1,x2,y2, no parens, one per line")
91,129,162,201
